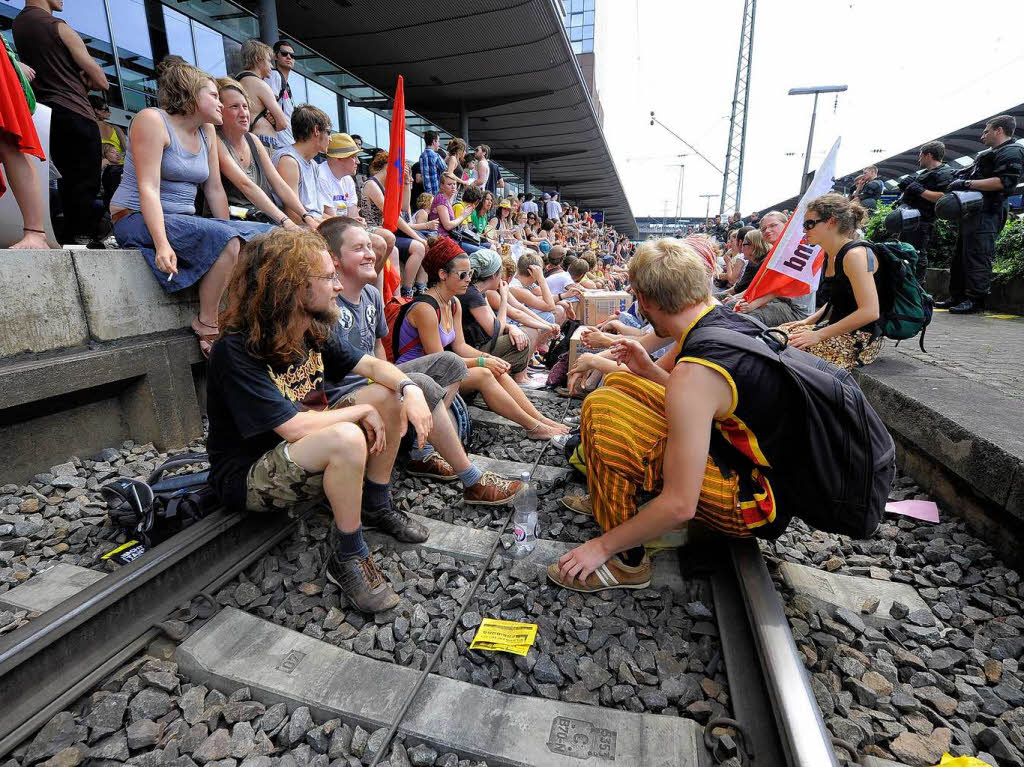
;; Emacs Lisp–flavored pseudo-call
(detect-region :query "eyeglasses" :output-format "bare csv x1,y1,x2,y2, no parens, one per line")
313,272,341,284
802,218,828,231
447,269,474,280
279,50,295,59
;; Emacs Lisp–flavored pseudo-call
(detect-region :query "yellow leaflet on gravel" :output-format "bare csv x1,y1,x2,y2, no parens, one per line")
933,754,995,767
469,618,538,655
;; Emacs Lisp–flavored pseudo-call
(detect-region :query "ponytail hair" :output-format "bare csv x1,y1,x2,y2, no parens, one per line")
806,193,868,236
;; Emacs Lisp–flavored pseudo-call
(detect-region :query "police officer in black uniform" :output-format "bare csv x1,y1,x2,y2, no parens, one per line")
851,166,884,210
898,141,955,282
938,114,1024,314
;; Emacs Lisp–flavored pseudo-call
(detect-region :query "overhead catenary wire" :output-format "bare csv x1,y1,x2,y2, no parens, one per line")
366,397,573,766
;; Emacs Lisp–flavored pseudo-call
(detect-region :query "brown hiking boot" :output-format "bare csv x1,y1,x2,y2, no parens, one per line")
561,493,594,516
406,453,458,481
362,506,430,543
326,553,399,613
463,472,521,506
546,552,652,593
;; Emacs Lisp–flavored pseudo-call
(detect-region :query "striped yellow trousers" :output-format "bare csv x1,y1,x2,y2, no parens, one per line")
581,372,752,538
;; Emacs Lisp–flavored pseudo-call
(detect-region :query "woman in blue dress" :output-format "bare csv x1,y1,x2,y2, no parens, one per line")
110,59,297,355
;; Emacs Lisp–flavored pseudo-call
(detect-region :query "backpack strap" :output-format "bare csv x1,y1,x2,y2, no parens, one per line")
391,294,442,361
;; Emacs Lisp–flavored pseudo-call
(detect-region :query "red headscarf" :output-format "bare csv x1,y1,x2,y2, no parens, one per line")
683,235,718,279
422,238,466,283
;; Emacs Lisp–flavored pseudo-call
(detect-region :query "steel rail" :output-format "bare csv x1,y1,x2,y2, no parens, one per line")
0,508,306,759
730,538,839,767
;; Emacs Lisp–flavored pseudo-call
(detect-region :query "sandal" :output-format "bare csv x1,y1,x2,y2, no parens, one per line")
191,316,219,359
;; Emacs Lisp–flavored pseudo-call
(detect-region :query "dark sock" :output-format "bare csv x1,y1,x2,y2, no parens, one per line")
363,479,391,513
619,546,646,567
335,527,369,560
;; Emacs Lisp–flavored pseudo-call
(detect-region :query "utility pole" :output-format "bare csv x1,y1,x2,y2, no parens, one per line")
720,0,756,215
700,194,719,220
674,162,686,218
788,85,847,194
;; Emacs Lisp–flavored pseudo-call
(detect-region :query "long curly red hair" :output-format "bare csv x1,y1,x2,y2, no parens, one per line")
219,229,333,367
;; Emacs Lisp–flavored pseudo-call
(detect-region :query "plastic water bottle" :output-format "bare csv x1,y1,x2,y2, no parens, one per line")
511,471,538,558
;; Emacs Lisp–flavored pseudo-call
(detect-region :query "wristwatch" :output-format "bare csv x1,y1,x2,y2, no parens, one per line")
397,379,421,402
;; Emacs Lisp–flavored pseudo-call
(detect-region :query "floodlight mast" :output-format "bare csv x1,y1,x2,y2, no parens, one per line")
787,85,847,193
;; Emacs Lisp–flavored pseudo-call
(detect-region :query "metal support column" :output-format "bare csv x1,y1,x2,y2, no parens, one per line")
720,0,756,215
257,0,279,46
142,0,169,68
459,101,469,147
523,158,531,193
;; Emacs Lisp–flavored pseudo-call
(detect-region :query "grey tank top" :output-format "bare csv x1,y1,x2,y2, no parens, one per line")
272,145,320,215
218,131,270,208
111,109,209,215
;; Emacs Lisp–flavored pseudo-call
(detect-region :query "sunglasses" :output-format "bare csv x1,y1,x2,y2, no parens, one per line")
447,269,474,280
278,50,295,59
802,217,828,231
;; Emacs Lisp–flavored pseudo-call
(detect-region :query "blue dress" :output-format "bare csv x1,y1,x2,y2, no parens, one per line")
110,108,274,293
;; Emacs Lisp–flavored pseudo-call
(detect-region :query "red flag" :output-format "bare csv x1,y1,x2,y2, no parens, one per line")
382,75,405,233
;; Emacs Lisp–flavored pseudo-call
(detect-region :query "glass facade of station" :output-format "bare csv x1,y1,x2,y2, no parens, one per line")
562,0,595,54
0,0,525,191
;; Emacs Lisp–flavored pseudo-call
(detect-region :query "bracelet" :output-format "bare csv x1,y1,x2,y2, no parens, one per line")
477,356,486,368
302,213,315,222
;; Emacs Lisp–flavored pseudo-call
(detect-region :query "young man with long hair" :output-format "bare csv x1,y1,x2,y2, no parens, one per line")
206,229,433,613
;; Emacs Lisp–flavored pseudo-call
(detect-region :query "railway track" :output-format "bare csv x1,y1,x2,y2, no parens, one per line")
0,400,838,766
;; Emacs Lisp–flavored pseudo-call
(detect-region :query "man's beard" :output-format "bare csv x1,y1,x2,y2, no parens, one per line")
311,303,340,326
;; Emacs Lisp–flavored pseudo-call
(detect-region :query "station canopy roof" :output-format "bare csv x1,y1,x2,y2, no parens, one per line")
246,0,637,235
760,101,1024,214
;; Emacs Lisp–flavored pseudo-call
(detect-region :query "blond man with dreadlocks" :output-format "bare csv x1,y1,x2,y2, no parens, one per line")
206,229,433,613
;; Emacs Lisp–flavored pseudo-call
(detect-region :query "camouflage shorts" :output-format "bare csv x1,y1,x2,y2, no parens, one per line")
245,441,325,512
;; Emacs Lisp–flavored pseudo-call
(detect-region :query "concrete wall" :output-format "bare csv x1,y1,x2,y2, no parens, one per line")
0,250,204,482
925,267,1024,314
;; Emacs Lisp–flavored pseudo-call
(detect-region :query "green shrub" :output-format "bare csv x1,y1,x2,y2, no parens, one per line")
994,216,1024,278
863,202,893,243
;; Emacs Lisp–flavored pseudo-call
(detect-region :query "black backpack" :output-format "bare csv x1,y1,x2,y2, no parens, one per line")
101,453,218,563
684,321,895,539
543,319,581,369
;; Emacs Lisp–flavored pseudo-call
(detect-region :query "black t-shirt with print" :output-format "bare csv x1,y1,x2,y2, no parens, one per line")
206,331,363,510
457,283,493,349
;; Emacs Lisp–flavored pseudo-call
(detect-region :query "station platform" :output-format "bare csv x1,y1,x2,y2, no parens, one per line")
854,309,1024,567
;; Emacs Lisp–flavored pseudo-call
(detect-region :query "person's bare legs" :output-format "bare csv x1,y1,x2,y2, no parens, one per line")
197,236,241,327
0,139,48,249
347,383,403,483
462,368,562,438
553,304,566,325
495,372,566,431
404,240,425,292
286,422,367,533
370,232,389,274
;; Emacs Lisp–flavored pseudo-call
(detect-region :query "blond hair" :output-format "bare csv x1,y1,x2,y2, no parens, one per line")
158,61,216,116
628,238,710,313
215,77,251,111
240,39,273,72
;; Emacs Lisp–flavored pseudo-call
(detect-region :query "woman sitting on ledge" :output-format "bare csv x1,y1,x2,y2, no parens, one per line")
110,60,289,356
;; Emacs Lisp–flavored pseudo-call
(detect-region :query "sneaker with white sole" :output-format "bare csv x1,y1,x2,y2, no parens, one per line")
546,552,651,593
406,453,458,481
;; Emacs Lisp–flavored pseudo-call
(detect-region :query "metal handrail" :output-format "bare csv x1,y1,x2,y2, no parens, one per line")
730,539,839,767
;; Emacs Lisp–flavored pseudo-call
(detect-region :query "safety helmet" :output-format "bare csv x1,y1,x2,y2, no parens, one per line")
934,191,983,222
884,207,922,237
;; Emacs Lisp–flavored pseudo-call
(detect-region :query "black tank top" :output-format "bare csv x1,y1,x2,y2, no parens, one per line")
676,306,806,536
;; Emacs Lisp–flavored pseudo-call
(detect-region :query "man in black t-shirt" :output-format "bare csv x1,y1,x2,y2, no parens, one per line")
206,229,434,613
939,115,1024,314
898,141,955,282
851,166,884,210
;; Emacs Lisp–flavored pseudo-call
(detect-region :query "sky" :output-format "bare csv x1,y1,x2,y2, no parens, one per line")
595,0,1024,219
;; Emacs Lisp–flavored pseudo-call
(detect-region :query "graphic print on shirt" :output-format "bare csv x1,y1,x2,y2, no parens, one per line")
266,351,329,411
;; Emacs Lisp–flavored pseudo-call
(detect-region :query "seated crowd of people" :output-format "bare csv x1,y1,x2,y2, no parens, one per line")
1,33,901,613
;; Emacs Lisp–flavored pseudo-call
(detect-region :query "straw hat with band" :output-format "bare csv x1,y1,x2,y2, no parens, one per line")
326,133,360,159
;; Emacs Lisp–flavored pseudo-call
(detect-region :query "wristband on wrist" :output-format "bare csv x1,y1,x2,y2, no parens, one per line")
477,356,485,368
